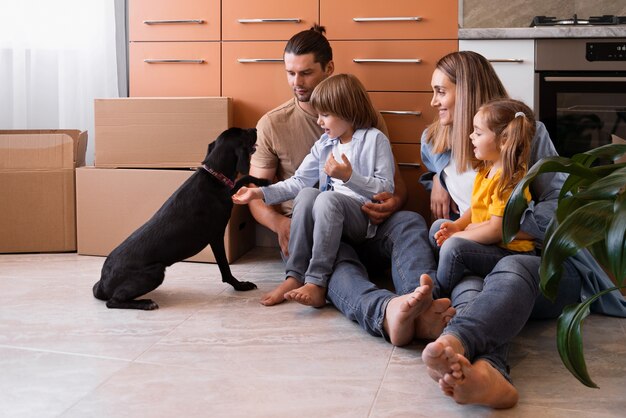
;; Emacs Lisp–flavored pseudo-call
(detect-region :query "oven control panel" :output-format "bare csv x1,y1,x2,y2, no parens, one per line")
586,42,626,61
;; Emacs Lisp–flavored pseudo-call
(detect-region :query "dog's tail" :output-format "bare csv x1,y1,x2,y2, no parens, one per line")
92,280,108,301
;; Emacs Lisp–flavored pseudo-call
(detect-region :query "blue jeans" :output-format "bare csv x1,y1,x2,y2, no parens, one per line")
443,254,582,380
287,188,368,287
325,210,437,340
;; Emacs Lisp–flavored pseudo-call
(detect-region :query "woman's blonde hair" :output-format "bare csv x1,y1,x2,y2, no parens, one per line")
426,51,508,172
476,98,536,195
310,73,378,130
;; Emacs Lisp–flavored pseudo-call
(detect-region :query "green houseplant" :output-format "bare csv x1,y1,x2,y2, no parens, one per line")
503,142,626,388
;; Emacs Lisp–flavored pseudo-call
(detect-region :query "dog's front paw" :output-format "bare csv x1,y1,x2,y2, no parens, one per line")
232,280,258,291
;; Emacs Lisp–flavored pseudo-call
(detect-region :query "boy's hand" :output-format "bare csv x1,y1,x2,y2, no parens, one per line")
232,186,263,204
324,153,352,182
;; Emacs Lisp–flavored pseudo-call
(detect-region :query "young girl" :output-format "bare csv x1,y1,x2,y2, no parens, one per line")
233,73,395,307
432,98,536,298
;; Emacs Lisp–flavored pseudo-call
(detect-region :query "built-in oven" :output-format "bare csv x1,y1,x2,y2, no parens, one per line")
535,37,626,159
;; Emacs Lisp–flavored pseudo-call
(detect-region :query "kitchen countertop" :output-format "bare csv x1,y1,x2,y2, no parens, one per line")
459,26,626,39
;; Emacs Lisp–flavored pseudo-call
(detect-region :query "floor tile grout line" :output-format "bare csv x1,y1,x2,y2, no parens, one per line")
367,344,395,418
0,343,132,363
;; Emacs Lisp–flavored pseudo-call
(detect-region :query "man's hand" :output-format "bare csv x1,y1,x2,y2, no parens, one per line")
276,216,291,256
324,153,352,182
361,191,402,225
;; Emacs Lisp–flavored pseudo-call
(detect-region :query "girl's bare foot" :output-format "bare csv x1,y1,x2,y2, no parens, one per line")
284,283,326,307
383,274,433,346
260,277,301,306
441,357,519,409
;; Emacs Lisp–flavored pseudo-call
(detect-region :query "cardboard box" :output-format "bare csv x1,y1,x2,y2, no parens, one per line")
0,130,88,253
76,167,255,263
94,97,232,168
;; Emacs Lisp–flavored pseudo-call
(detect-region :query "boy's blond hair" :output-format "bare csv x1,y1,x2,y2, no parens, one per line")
310,73,378,130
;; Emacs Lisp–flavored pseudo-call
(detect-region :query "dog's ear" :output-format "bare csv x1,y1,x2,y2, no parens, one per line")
235,144,251,175
208,140,216,155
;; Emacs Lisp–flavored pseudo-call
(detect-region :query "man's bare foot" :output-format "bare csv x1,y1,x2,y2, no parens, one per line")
441,357,519,409
284,283,326,307
382,274,434,346
414,297,456,340
260,277,301,306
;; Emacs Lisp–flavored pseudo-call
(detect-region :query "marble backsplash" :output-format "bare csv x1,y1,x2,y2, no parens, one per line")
462,0,626,28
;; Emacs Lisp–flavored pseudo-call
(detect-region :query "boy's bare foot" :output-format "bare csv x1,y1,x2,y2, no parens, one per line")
284,283,326,307
382,274,434,346
414,297,456,340
260,277,301,306
441,357,519,409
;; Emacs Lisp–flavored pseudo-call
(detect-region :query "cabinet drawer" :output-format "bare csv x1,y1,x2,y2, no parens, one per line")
129,0,220,41
222,42,293,129
332,40,457,92
391,143,430,219
370,92,434,144
129,42,220,97
321,0,457,40
222,0,318,41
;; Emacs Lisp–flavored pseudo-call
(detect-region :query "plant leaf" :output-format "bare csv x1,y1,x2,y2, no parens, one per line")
540,201,613,299
575,168,626,201
556,287,625,388
581,143,626,162
503,157,595,243
606,192,626,285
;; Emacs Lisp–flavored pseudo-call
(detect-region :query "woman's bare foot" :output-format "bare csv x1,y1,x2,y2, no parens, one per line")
423,334,518,409
284,283,326,307
382,274,434,346
421,334,465,381
441,357,519,409
260,277,301,306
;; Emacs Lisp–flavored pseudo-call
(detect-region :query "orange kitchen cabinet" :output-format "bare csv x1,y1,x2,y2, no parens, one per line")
370,92,435,144
332,40,458,92
129,42,221,97
391,143,430,221
129,0,220,41
221,42,292,129
222,0,318,41
321,0,457,40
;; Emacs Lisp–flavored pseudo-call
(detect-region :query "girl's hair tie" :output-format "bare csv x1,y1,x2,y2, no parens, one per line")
514,111,525,118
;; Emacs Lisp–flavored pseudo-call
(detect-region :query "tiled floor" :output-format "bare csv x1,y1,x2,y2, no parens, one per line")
1,247,625,418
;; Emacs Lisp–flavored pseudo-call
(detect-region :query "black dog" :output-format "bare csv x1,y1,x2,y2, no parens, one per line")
93,127,269,310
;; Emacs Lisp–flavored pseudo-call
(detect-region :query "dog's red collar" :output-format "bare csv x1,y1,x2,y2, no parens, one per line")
201,164,234,189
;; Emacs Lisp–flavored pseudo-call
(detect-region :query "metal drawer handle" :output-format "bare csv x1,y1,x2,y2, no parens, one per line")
143,20,205,25
238,18,301,23
144,59,205,64
353,58,422,64
398,162,422,168
380,110,422,116
237,58,284,63
353,17,422,22
544,76,626,82
488,59,524,63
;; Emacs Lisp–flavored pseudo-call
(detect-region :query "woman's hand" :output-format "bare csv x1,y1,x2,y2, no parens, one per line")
431,175,452,220
232,186,263,204
361,191,401,225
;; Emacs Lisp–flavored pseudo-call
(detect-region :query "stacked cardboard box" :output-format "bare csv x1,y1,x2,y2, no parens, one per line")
76,97,255,263
0,130,87,253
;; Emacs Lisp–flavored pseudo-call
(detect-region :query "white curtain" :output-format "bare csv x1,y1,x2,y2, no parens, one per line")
0,0,120,164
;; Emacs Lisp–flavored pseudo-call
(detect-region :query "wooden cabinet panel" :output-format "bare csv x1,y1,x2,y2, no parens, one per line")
321,0,457,40
332,40,458,92
129,42,221,97
130,0,220,41
222,0,318,41
391,143,430,220
222,42,293,129
370,92,435,144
